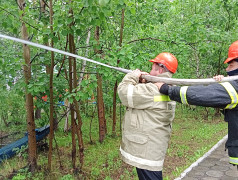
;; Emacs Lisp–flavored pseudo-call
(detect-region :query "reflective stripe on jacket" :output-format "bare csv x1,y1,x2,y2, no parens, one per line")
118,72,176,171
168,80,238,165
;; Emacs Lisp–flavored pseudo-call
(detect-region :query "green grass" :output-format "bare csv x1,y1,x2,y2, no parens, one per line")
0,105,227,180
163,105,227,179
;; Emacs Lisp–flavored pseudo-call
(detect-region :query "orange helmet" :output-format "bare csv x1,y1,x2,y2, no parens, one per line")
149,52,178,73
224,40,238,64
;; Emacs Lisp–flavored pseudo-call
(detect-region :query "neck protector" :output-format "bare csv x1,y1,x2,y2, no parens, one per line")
227,68,238,76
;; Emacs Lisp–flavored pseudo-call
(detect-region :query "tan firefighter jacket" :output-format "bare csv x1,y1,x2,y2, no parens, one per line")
117,72,176,171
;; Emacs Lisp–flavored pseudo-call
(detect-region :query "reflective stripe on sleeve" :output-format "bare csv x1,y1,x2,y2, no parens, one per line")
220,82,238,109
180,86,189,105
127,84,134,108
120,146,164,167
229,157,238,165
154,95,170,102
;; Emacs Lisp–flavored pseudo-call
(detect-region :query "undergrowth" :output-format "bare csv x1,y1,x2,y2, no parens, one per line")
0,105,227,180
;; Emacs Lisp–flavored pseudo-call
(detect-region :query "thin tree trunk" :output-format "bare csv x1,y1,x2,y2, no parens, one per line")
73,99,84,170
64,99,70,132
97,73,106,143
35,108,41,119
112,9,125,135
94,26,100,54
112,81,117,135
54,136,63,169
89,106,97,143
69,33,76,170
40,0,46,13
78,30,91,84
34,0,48,121
64,61,70,132
95,26,106,142
48,0,55,171
67,6,77,169
103,101,107,135
68,4,84,170
119,9,125,47
18,0,37,172
56,36,68,78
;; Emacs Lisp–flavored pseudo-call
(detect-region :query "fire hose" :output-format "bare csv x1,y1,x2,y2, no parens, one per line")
0,33,238,85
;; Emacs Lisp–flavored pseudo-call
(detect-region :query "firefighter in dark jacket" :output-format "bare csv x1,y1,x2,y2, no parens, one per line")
155,40,238,167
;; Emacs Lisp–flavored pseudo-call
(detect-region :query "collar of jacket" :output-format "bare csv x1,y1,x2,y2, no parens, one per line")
227,68,238,76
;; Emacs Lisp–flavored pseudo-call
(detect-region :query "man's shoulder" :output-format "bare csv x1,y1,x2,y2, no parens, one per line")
230,80,238,89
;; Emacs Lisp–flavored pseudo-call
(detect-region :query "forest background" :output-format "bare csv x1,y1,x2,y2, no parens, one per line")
0,0,238,179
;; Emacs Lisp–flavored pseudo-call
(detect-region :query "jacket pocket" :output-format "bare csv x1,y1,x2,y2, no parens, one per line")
125,109,141,129
124,132,149,157
131,113,138,128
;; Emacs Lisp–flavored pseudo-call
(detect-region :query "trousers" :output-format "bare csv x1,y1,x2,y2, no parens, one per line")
136,167,163,180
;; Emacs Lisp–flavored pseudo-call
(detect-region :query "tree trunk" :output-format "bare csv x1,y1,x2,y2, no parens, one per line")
34,0,48,121
69,33,76,170
94,26,106,142
94,26,100,54
119,9,125,47
40,0,46,13
97,73,106,143
64,99,70,132
73,99,84,169
18,0,37,172
73,61,84,170
68,8,85,169
78,30,91,84
112,8,125,135
194,49,200,78
112,81,117,135
35,108,41,119
48,0,55,171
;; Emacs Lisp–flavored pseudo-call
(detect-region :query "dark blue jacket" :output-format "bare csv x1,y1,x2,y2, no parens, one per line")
161,81,238,165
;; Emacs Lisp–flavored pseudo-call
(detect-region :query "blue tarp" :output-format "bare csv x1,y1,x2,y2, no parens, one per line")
0,125,50,163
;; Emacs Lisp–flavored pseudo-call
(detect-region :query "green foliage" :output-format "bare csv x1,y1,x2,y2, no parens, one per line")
0,87,26,132
1,0,237,111
12,145,28,159
11,167,32,180
0,0,235,179
12,173,27,180
0,105,227,179
60,174,74,180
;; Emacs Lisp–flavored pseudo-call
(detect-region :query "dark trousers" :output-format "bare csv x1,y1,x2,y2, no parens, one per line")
136,167,163,180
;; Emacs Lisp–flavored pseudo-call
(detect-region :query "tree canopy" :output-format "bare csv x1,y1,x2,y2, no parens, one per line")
0,0,238,178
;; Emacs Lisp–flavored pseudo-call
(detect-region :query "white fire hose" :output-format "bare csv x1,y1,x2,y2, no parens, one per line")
0,33,237,85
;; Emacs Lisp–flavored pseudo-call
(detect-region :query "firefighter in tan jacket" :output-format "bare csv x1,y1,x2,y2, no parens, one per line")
118,52,178,180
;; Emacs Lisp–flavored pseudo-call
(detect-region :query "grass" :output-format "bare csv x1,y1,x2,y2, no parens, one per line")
0,104,227,180
163,105,227,179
